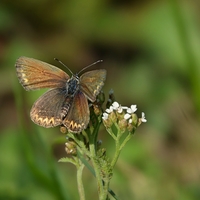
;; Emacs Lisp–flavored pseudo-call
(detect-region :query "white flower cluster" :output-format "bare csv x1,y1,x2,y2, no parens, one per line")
102,101,147,123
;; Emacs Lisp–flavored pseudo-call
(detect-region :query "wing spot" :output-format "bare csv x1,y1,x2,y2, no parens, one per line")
31,114,56,127
93,82,104,96
65,120,85,132
23,77,28,83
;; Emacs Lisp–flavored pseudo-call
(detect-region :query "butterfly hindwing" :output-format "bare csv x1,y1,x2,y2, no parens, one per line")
16,56,70,91
63,91,89,133
30,88,72,128
80,69,106,102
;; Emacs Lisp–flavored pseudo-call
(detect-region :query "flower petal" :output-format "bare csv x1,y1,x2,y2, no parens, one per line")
102,113,109,120
124,113,131,120
112,101,120,110
141,112,147,122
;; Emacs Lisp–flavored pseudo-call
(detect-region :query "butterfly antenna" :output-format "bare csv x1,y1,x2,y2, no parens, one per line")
54,58,74,75
77,60,103,75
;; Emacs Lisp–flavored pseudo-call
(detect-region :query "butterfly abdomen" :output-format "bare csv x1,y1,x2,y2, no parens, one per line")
60,97,73,119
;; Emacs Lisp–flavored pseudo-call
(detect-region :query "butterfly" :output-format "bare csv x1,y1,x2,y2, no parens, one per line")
16,56,106,133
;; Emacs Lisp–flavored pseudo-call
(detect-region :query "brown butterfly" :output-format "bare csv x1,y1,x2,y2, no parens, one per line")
16,56,106,133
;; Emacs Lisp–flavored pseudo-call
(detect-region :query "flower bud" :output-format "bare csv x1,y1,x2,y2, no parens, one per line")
137,112,147,127
109,111,117,123
131,113,138,127
106,89,115,108
93,104,102,116
97,140,102,150
65,140,77,155
102,117,113,128
127,122,136,133
118,118,128,133
60,125,67,134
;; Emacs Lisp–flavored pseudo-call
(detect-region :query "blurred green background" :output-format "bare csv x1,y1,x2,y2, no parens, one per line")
1,0,200,199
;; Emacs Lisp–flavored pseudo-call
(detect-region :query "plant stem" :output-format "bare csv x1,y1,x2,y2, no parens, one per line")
119,134,132,151
111,138,121,169
89,121,108,200
111,130,132,169
77,162,85,200
110,126,122,169
90,142,107,200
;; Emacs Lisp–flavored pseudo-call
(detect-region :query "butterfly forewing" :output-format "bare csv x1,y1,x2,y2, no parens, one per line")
63,91,89,133
80,69,106,102
30,88,72,128
16,56,70,91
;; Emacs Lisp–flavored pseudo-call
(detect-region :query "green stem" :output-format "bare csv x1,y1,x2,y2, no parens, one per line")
90,143,107,200
119,134,132,151
111,131,132,169
89,122,108,200
77,162,85,200
68,129,107,199
110,126,122,169
111,138,121,169
106,128,117,140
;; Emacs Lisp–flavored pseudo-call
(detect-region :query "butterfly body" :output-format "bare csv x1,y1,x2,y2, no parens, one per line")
16,56,106,133
66,75,79,95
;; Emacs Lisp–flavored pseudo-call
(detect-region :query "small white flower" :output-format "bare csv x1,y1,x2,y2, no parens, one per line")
141,112,147,122
106,106,113,113
129,118,132,124
102,113,109,120
117,106,123,113
131,105,137,112
127,105,137,114
121,106,128,110
124,113,131,120
112,101,120,110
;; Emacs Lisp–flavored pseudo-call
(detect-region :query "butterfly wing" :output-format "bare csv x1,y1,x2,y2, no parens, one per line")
63,91,89,133
16,56,70,91
30,88,72,128
80,69,106,102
